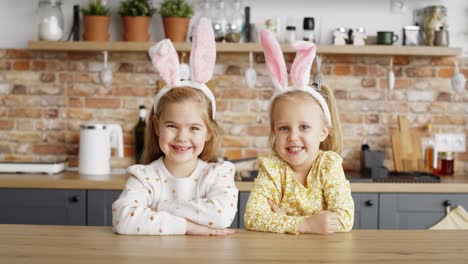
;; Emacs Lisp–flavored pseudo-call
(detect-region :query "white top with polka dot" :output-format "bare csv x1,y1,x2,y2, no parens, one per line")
112,157,239,235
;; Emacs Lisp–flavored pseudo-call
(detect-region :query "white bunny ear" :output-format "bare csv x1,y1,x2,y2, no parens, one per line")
260,29,287,90
148,39,180,86
290,41,316,88
190,17,216,83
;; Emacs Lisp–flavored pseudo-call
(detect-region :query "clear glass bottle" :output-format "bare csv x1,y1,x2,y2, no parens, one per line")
37,0,64,41
134,105,147,164
212,0,228,42
226,0,244,43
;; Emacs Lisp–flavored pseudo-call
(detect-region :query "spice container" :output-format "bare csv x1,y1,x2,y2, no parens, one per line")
37,0,64,41
437,151,454,175
284,26,297,44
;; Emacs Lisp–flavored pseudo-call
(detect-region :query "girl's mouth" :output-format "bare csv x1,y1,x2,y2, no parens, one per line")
170,145,191,153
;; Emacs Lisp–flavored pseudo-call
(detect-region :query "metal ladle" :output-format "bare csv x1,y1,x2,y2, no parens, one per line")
388,57,395,91
245,52,257,88
100,51,112,87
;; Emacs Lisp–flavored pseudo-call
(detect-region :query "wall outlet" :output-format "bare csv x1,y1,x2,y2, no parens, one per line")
434,133,466,152
390,0,408,14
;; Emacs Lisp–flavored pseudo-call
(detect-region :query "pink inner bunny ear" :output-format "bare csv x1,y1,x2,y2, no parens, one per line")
260,29,287,89
290,41,316,88
148,39,180,86
190,17,216,83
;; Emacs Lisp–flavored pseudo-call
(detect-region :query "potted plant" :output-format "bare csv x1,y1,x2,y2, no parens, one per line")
81,0,111,41
159,0,194,42
119,0,156,41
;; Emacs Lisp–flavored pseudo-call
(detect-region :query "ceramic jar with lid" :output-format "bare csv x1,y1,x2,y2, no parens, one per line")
37,0,64,41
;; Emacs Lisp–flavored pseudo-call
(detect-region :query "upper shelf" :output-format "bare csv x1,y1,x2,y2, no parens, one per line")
28,41,462,57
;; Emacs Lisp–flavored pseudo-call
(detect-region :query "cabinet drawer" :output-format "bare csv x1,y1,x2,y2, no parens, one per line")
352,193,379,229
0,189,86,225
379,193,468,229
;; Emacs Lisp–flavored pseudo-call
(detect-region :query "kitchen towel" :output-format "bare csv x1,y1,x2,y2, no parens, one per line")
429,205,468,230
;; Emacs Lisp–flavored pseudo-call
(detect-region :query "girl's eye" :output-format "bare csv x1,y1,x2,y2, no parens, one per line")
167,124,177,128
278,126,288,132
191,126,200,131
300,125,310,130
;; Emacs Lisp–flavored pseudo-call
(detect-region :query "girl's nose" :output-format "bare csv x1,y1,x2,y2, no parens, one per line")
287,129,299,141
176,129,189,141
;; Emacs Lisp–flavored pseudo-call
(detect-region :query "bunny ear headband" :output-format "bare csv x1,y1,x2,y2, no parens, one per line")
260,29,332,127
148,17,217,119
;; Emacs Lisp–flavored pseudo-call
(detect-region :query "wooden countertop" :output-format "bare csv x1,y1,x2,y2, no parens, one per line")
1,224,467,264
0,171,468,193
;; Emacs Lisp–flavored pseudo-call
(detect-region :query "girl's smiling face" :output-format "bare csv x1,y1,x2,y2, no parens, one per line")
272,94,330,173
154,100,210,169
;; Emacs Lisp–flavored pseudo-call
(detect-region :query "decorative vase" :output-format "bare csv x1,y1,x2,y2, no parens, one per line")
163,17,190,42
122,16,151,42
83,16,110,41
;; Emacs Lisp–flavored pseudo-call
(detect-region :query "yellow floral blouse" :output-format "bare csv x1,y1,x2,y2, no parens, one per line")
244,151,354,234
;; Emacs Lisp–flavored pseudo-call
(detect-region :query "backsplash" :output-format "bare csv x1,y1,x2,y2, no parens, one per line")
0,49,467,173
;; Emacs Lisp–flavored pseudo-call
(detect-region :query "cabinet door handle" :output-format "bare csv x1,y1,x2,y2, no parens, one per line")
443,200,451,207
365,200,374,207
69,195,80,203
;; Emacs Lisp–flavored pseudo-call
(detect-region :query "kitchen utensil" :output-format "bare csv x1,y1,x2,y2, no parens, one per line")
313,55,323,87
179,52,190,80
388,57,395,91
391,116,424,172
100,51,112,87
79,123,123,175
245,52,257,88
451,61,466,93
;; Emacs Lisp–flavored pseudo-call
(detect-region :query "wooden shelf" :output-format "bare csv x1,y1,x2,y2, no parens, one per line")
28,41,462,56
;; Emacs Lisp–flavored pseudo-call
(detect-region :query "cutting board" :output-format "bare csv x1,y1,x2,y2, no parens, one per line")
391,116,424,172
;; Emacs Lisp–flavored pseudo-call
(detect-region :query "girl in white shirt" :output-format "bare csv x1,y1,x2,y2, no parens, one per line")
112,18,238,236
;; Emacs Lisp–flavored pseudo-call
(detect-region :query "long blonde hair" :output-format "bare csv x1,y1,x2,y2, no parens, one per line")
140,87,220,164
269,84,343,153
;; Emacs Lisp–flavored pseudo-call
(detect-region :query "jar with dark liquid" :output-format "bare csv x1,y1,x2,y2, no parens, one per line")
437,151,454,175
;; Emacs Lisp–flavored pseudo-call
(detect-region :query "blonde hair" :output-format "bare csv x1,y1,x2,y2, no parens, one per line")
269,84,343,153
141,87,219,164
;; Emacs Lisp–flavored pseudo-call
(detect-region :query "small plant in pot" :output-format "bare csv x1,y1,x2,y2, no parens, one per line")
81,0,111,41
159,0,194,42
119,0,156,42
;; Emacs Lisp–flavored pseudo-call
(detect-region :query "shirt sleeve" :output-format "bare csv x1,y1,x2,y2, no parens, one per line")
112,166,187,235
321,153,355,232
244,159,305,235
157,162,238,229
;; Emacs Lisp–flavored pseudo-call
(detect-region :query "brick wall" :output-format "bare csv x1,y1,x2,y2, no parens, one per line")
0,49,467,173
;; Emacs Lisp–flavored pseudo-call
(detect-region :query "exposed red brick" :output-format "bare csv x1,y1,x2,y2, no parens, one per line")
438,67,454,78
334,90,347,99
405,66,436,77
431,57,455,66
67,109,93,120
8,108,42,118
367,113,379,123
0,120,14,129
11,84,27,94
44,108,59,118
59,73,73,83
225,65,241,75
13,61,30,71
31,61,46,71
220,89,257,99
6,49,32,59
41,73,55,83
115,87,150,96
0,61,11,70
85,98,120,108
380,79,412,89
393,56,410,65
33,144,66,154
361,78,376,88
436,92,452,102
223,148,242,160
222,136,249,147
334,65,351,75
67,51,98,60
246,126,270,136
353,65,368,76
118,63,134,73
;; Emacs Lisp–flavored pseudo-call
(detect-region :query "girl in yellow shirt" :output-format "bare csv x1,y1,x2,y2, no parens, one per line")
244,29,354,235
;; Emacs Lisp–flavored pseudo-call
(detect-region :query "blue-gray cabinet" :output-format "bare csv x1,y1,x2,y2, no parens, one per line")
352,193,379,229
0,189,86,225
379,193,468,229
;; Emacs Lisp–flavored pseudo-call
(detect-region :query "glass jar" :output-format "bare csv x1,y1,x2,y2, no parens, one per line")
422,5,447,46
437,151,454,175
37,0,64,41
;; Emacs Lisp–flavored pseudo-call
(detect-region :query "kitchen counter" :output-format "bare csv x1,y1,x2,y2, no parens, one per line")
0,171,468,193
1,224,467,264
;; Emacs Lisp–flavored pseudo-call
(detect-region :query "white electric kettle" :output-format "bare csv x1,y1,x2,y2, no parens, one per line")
78,123,123,175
